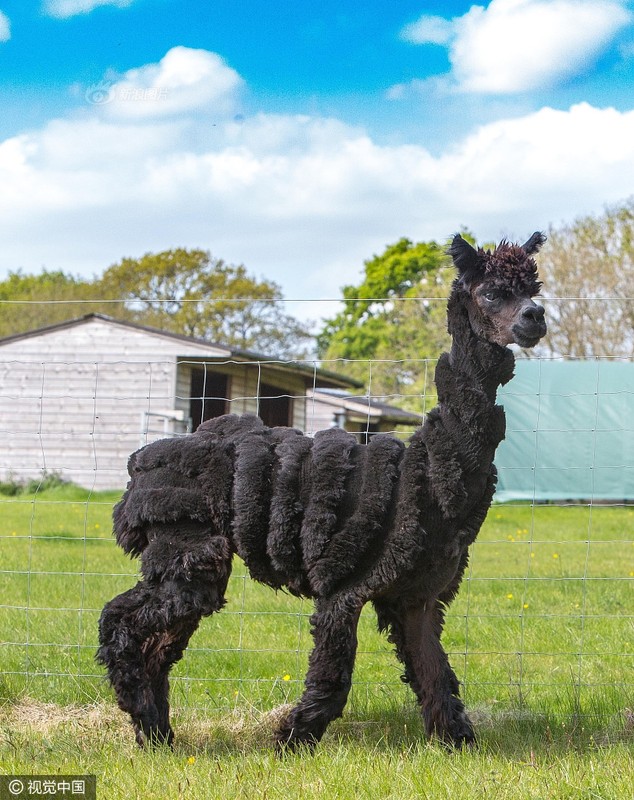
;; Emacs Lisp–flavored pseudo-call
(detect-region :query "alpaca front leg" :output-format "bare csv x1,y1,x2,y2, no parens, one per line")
402,601,475,747
275,595,363,752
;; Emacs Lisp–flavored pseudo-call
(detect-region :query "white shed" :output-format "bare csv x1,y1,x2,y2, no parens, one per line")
0,314,356,490
307,389,422,442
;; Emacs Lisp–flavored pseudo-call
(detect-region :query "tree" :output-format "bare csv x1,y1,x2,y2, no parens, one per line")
0,270,100,338
0,250,314,360
317,238,455,409
538,199,634,358
98,249,314,359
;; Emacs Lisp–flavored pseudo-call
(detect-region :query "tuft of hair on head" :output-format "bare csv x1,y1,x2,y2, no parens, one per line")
448,230,546,295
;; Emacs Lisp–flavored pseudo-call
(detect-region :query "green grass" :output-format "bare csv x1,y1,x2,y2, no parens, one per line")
1,487,633,798
1,699,632,799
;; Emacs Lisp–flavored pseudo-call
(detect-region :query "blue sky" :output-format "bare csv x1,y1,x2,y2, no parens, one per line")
0,0,633,305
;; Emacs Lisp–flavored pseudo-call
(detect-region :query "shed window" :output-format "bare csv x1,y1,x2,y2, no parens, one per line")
190,368,228,431
259,383,292,427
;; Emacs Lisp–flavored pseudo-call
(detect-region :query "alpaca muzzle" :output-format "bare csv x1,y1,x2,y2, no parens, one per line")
512,301,547,347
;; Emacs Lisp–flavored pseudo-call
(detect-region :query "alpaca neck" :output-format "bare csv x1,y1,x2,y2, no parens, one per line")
444,289,515,404
433,290,516,466
446,328,511,403
402,290,517,520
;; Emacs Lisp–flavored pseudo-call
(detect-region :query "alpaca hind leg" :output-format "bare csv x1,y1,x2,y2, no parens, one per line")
402,601,474,747
97,526,231,747
98,580,217,747
373,599,424,698
98,583,187,746
275,595,363,752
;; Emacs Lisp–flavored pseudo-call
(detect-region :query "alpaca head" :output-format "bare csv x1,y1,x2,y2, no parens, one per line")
447,232,547,348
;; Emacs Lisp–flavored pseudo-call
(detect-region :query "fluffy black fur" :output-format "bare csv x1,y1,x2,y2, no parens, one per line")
97,233,546,751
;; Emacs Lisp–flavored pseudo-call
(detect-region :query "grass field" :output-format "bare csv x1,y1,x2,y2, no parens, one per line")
0,485,633,798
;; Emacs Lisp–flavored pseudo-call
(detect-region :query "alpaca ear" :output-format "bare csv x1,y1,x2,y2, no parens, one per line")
522,231,546,255
447,234,480,286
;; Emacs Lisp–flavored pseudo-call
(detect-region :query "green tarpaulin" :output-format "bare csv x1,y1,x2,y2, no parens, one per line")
495,360,634,502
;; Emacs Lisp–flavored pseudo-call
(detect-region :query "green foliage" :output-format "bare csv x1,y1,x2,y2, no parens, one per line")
0,478,22,496
0,269,100,339
98,248,314,358
317,238,455,409
0,470,69,496
0,250,313,359
24,470,69,494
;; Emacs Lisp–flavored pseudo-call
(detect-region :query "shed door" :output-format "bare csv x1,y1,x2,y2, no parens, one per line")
259,383,292,427
190,368,228,431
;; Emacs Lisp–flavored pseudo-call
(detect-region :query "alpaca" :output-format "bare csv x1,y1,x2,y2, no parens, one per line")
97,232,547,751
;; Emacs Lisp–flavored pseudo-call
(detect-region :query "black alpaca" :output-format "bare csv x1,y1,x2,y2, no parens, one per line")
97,233,547,751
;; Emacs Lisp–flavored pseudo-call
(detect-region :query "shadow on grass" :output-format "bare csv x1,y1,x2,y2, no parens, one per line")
2,694,631,763
168,697,633,761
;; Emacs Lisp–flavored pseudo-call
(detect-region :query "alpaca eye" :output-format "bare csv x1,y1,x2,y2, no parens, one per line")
483,291,498,302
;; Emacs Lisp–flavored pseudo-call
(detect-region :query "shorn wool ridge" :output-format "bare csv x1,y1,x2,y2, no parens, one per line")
98,233,547,751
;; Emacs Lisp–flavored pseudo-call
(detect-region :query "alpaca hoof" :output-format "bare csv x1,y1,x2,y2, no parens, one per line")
274,731,318,756
441,710,476,750
133,717,174,750
274,720,319,756
445,725,476,750
426,702,476,750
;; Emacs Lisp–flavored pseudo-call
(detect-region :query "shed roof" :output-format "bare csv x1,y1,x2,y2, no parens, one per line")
0,313,360,389
311,388,423,426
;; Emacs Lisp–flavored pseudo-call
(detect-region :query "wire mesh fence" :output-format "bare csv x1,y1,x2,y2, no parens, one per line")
0,317,633,724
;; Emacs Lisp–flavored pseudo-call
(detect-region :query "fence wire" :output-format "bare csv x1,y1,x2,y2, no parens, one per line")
0,337,632,723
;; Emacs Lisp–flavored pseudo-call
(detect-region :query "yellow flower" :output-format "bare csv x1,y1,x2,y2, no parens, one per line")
283,674,291,681
523,603,529,609
187,756,196,765
553,553,559,559
507,593,514,600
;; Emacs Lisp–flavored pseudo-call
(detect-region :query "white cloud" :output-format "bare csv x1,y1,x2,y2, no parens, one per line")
434,102,634,213
0,10,10,41
44,0,133,17
86,46,243,119
402,0,632,93
1,49,634,303
401,14,453,45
